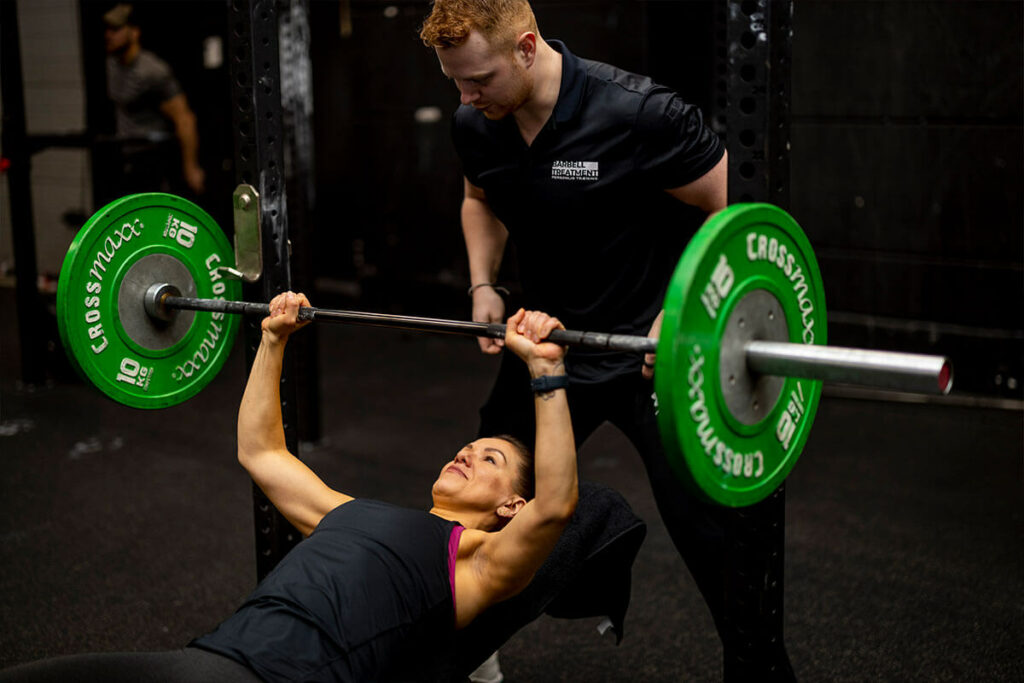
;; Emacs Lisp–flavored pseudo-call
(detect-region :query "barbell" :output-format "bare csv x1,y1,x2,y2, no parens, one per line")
56,193,952,507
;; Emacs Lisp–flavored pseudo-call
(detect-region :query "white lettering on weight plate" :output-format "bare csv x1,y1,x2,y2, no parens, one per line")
115,357,154,391
746,232,817,343
87,219,144,282
687,345,764,479
164,214,199,249
700,254,735,320
84,218,145,354
775,382,807,450
171,258,230,381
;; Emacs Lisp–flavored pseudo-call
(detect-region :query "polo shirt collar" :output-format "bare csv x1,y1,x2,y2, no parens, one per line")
548,40,585,127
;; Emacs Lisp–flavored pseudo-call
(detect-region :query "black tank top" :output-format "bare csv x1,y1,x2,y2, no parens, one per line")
192,499,460,682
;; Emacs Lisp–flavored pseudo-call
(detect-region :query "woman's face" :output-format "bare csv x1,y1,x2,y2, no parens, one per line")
431,437,525,518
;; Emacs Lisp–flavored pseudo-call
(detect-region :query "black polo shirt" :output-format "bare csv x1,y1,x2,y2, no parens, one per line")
452,40,724,382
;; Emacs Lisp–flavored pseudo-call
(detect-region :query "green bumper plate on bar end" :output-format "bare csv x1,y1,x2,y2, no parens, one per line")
56,193,241,409
655,203,827,507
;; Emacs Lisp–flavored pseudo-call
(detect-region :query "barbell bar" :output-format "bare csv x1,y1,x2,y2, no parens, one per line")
151,291,952,396
150,290,657,354
55,194,954,507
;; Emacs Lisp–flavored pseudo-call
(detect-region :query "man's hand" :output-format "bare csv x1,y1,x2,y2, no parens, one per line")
505,309,566,376
643,310,664,380
472,286,506,354
262,291,311,345
183,162,206,195
160,94,205,196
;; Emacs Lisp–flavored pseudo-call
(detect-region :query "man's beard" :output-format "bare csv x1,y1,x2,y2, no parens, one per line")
486,64,533,120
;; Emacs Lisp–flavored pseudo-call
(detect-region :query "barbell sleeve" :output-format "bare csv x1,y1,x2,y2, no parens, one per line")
157,293,952,395
744,340,953,395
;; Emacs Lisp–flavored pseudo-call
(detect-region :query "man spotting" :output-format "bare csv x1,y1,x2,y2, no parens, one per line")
421,1,793,679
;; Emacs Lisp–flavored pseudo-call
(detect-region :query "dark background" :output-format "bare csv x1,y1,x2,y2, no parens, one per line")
787,0,1023,400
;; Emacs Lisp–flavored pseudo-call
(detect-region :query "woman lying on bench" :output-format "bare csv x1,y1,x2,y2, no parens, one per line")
0,292,577,683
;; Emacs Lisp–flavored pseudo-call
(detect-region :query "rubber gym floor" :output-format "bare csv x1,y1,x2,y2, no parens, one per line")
1,287,1021,681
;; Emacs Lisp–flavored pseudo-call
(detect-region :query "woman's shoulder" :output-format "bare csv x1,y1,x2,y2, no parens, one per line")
455,527,489,558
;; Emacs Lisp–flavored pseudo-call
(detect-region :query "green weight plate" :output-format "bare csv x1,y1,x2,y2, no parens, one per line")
655,203,827,507
56,193,241,409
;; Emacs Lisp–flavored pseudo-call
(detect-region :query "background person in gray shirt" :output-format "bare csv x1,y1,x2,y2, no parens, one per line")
103,3,205,197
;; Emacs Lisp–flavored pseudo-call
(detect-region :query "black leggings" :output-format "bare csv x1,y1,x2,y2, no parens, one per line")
0,648,262,683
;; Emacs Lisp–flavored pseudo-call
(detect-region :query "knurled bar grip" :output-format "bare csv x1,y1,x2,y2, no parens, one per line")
160,295,952,394
162,296,658,353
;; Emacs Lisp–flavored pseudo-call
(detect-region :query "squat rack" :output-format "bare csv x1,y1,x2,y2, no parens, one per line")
715,1,796,679
228,0,317,581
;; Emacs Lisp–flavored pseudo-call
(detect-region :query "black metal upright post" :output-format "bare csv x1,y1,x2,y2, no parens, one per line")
228,0,303,580
714,1,795,680
278,0,321,445
1,0,45,387
722,0,792,206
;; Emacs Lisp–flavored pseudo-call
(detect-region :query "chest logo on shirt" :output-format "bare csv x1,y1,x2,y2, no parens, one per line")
551,160,599,181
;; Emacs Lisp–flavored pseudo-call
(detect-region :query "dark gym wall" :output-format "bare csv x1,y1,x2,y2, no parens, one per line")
789,0,1023,398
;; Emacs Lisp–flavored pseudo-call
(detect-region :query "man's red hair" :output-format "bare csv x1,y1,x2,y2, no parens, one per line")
420,0,539,51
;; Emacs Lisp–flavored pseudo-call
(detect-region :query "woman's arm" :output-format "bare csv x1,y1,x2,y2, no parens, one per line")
237,292,351,536
471,310,578,603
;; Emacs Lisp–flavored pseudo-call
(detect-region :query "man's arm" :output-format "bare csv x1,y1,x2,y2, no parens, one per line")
159,93,205,195
237,292,351,536
663,149,728,212
643,151,729,379
474,310,578,602
463,177,509,354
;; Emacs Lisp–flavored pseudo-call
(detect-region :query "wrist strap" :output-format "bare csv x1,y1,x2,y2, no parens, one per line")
530,374,569,393
468,283,511,297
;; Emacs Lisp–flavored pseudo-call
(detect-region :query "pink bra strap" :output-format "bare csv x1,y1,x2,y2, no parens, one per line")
448,525,465,617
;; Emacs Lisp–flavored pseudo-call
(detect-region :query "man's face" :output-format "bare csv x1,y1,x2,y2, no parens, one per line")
104,24,135,55
436,31,532,120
